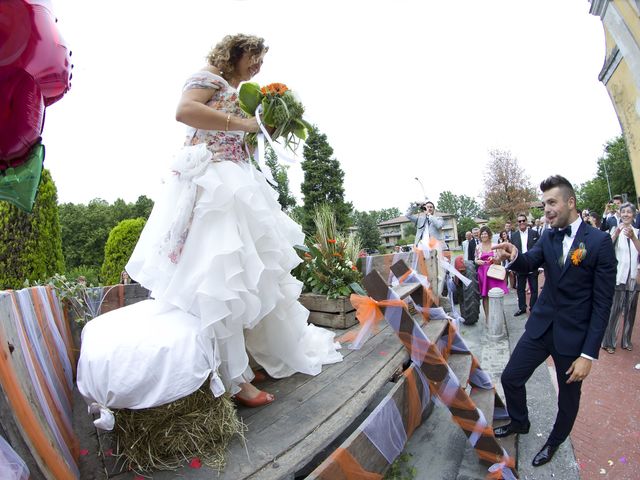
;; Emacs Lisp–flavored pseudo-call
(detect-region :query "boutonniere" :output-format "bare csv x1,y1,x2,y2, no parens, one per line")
570,242,587,266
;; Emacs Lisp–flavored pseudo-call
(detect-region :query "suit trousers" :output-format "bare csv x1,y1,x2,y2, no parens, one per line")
516,271,538,311
602,286,638,350
501,326,582,447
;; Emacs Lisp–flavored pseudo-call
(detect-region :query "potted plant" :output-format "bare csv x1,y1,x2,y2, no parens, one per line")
297,205,364,329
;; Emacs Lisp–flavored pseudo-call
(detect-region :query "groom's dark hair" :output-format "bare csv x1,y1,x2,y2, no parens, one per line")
540,175,575,202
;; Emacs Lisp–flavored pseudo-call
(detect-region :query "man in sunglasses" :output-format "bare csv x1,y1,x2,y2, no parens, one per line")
510,213,540,316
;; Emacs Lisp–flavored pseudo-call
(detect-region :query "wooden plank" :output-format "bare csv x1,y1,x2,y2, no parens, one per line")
308,310,357,329
238,322,394,424
0,293,78,480
249,347,408,480
391,282,421,300
298,294,354,314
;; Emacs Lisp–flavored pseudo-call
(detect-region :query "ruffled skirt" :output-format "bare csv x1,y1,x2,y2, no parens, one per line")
126,145,342,395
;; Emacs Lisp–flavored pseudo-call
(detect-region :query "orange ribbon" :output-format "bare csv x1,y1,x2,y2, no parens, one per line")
338,295,408,345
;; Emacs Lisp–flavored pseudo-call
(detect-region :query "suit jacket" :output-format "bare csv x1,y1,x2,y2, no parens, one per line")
509,229,539,273
406,212,444,244
467,238,479,261
510,222,616,358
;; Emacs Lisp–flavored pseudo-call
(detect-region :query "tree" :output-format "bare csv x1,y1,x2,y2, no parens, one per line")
0,169,65,289
576,135,636,212
300,126,352,234
133,195,154,218
482,149,537,221
350,207,401,229
437,191,482,219
101,218,146,285
265,146,296,212
456,216,478,243
355,212,381,249
59,196,155,274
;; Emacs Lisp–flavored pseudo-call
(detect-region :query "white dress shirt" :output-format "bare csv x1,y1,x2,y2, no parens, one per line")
518,229,529,254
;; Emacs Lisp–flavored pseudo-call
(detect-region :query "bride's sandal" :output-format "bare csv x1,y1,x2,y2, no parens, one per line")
234,390,275,408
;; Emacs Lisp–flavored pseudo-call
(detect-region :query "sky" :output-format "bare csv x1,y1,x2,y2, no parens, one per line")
42,0,622,213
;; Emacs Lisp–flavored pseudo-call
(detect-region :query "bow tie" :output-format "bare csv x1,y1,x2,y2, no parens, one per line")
552,226,571,239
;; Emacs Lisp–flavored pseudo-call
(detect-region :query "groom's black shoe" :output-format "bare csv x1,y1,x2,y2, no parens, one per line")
493,422,530,438
532,443,559,467
514,309,527,317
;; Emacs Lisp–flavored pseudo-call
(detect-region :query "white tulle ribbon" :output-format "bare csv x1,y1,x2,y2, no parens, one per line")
252,104,298,187
88,402,115,431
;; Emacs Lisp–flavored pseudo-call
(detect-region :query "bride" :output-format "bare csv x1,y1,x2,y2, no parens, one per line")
119,34,342,407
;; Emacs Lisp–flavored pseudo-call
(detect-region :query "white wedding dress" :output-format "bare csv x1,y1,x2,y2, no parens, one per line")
77,72,342,418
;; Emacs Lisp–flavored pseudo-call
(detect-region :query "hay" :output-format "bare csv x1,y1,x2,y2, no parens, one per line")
111,386,244,473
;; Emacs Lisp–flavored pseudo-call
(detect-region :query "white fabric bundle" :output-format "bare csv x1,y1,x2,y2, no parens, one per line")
77,299,222,430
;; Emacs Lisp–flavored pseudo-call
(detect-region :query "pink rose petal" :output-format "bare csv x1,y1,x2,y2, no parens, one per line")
189,457,202,469
79,449,89,456
103,448,113,457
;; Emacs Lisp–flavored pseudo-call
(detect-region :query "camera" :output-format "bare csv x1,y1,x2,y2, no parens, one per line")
419,204,427,212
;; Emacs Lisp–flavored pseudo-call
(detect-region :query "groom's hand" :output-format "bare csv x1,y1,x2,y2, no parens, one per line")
566,357,592,383
491,243,517,262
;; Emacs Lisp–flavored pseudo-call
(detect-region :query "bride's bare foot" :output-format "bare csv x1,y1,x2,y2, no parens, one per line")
234,382,275,408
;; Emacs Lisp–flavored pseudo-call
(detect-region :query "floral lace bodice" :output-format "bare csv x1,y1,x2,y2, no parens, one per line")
182,71,248,164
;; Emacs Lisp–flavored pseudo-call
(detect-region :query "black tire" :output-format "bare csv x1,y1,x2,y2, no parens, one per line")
459,261,480,324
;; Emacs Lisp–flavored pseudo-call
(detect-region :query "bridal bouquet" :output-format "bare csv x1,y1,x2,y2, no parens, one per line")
238,82,311,150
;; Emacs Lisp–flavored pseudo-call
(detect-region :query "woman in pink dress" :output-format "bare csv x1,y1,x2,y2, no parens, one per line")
475,226,509,320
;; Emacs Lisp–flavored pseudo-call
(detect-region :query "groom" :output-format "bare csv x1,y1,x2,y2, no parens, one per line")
492,175,616,467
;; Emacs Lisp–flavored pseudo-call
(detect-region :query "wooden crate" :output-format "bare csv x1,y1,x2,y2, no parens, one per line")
299,293,357,329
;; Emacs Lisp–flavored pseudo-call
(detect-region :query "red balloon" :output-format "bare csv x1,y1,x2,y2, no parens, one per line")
7,1,72,106
0,0,32,67
0,67,45,166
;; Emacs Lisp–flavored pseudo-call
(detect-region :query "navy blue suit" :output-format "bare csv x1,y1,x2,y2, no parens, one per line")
501,221,616,446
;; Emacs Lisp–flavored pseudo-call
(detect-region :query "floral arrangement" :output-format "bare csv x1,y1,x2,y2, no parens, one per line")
238,82,311,150
297,205,364,299
570,242,587,266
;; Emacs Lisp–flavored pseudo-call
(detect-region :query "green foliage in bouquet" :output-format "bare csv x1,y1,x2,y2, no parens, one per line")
298,204,363,299
239,82,312,150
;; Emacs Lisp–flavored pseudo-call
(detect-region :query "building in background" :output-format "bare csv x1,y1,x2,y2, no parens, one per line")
377,212,459,250
590,0,640,198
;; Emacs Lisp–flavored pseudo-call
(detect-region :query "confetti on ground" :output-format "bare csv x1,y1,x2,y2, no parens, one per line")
103,449,113,457
189,457,202,469
634,363,640,370
608,460,614,466
79,449,89,456
600,468,607,474
620,457,627,464
378,350,388,356
536,433,543,437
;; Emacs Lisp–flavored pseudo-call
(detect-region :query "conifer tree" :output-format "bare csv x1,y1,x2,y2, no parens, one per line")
300,126,352,234
101,217,146,285
265,146,296,212
0,169,65,289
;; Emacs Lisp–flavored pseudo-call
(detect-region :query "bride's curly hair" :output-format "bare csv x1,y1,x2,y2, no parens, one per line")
206,34,268,80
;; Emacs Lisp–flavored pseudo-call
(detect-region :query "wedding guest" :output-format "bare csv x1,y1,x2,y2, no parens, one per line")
602,202,640,353
126,34,342,407
475,226,508,320
492,175,615,467
589,211,601,229
510,213,540,317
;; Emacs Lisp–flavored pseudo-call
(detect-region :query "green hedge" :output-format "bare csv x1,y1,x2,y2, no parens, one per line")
0,169,65,289
101,218,146,285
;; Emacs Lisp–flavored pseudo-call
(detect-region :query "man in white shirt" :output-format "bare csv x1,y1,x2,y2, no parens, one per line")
492,175,616,467
509,213,540,316
461,231,472,261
